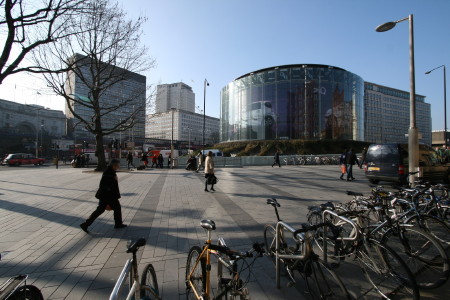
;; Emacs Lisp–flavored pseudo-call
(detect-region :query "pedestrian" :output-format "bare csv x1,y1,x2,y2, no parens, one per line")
126,151,134,169
55,156,59,169
339,149,347,180
80,159,127,233
62,155,66,165
345,148,359,181
196,153,205,173
359,147,367,169
151,155,157,168
141,152,148,168
272,150,281,167
204,151,215,192
168,154,171,169
157,153,163,168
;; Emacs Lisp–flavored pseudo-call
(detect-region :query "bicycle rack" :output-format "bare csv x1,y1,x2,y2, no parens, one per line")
321,209,360,264
275,221,310,289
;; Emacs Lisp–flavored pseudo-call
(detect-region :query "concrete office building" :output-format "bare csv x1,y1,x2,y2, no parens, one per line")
364,82,431,145
65,54,146,144
145,109,220,146
155,82,195,113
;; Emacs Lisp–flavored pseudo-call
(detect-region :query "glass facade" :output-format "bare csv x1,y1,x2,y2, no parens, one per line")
220,65,364,142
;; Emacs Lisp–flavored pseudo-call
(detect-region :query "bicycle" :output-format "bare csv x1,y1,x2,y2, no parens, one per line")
307,200,421,299
110,238,160,300
264,198,353,299
0,275,43,300
185,219,264,300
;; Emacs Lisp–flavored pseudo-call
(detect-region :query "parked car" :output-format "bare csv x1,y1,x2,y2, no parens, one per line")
1,153,45,166
364,143,450,184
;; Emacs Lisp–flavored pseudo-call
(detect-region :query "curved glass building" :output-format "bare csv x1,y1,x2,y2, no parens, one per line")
220,64,364,142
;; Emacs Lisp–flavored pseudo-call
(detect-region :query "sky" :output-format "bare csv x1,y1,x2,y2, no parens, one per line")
1,0,449,130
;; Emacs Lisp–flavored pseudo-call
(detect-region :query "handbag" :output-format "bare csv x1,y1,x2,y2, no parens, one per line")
207,174,218,185
340,164,347,174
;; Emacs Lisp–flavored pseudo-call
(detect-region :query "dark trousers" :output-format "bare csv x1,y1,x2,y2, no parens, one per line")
86,198,123,226
346,164,354,179
127,160,134,168
272,159,281,167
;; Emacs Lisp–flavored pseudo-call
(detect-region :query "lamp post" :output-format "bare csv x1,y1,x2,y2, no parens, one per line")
376,14,419,184
185,126,192,154
171,107,176,169
425,65,447,147
26,105,43,157
203,79,209,154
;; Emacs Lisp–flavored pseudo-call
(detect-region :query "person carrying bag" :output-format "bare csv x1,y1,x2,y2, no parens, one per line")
204,151,216,192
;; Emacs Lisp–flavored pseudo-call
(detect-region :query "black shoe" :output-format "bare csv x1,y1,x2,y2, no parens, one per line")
211,188,215,191
347,179,351,181
351,177,355,180
204,189,209,192
80,223,89,233
114,224,127,229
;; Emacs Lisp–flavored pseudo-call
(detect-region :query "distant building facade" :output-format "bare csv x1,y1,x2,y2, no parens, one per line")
432,130,450,147
145,109,220,146
0,99,66,138
364,82,431,145
65,54,146,144
155,82,195,113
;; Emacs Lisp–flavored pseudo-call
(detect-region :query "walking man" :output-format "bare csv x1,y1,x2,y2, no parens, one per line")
345,148,358,181
80,159,127,233
272,150,281,168
359,147,367,169
126,151,134,169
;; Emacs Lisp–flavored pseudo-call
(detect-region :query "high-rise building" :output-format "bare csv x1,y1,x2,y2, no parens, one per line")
65,54,146,144
364,82,431,145
155,82,195,113
145,109,220,146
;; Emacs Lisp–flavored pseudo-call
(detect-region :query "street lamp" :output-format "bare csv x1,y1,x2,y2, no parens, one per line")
376,14,419,184
171,107,176,169
185,126,192,154
26,105,43,157
425,65,447,147
203,79,209,154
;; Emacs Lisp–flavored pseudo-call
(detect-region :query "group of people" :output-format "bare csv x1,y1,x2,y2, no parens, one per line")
339,147,366,181
72,153,89,168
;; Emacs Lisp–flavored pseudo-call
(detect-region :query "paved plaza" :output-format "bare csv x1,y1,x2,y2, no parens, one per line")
0,164,447,299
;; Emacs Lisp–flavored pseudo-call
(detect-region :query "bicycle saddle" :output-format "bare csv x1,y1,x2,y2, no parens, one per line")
200,219,216,231
126,238,146,253
266,198,280,207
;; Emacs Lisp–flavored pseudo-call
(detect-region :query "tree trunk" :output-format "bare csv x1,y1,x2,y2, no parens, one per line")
95,133,107,171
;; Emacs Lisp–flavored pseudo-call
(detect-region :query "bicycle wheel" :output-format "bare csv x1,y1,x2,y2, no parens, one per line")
356,239,419,299
382,226,449,289
406,214,450,246
186,246,206,300
305,259,352,299
264,224,288,264
7,285,44,300
141,263,159,299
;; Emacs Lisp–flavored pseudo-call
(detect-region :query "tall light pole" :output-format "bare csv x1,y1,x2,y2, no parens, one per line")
425,65,447,147
26,105,43,157
203,79,209,154
376,14,419,184
185,126,192,154
171,107,176,168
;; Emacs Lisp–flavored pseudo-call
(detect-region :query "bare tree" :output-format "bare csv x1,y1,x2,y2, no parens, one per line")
36,0,154,170
0,0,87,84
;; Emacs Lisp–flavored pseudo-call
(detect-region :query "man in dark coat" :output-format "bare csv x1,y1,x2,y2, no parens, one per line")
272,150,281,168
345,148,359,181
80,159,126,232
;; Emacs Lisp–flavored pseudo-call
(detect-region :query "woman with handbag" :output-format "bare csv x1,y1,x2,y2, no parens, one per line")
204,151,215,192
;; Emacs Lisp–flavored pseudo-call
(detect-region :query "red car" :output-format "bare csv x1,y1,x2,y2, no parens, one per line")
1,153,45,166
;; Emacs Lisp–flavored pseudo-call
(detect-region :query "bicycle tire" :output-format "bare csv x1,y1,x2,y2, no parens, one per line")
141,263,159,299
426,206,450,224
305,259,352,300
381,226,449,289
356,239,419,299
405,214,450,246
186,246,206,300
264,224,277,262
6,285,44,300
